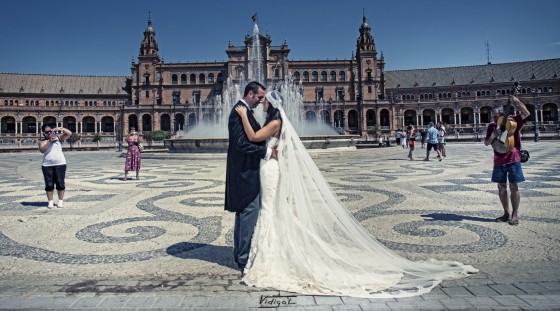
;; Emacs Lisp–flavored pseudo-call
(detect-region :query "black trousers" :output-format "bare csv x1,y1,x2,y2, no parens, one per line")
42,165,67,192
233,194,261,269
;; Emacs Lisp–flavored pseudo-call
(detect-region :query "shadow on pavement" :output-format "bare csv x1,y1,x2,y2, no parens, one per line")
166,242,236,269
20,201,46,207
422,213,495,223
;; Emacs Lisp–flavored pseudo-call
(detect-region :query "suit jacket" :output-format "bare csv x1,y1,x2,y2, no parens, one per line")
225,101,268,213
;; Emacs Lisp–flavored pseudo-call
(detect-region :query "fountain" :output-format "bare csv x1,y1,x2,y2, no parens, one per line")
165,22,359,153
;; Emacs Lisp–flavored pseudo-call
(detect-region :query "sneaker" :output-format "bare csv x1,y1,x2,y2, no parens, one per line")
423,158,429,161
47,205,54,209
439,157,443,161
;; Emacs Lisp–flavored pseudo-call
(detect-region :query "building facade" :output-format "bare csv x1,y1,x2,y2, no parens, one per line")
1,15,559,146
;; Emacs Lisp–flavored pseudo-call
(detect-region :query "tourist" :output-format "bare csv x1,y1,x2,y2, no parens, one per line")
437,122,446,158
484,96,530,226
124,128,142,180
407,125,415,160
424,122,442,161
38,125,72,208
420,128,427,148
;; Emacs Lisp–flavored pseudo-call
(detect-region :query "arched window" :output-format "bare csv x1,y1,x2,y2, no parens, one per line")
142,114,152,131
190,74,196,84
477,91,481,96
330,71,336,81
312,71,318,81
438,93,442,99
101,116,114,132
208,73,215,83
339,71,345,81
181,74,187,85
303,71,309,81
420,94,424,100
172,74,178,85
305,111,316,121
348,110,359,128
160,114,171,131
128,115,138,132
82,116,95,133
293,71,300,80
199,73,205,84
321,71,327,81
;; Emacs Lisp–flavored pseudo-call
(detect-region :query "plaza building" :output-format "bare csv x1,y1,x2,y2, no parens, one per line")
1,15,559,147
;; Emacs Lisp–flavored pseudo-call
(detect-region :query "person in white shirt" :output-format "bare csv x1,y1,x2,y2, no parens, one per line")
37,125,72,208
437,122,446,158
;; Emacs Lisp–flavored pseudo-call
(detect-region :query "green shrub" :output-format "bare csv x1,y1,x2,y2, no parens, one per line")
141,131,153,143
67,133,81,150
151,130,172,141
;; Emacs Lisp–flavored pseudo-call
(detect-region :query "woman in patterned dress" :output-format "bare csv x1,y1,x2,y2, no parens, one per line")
124,128,141,180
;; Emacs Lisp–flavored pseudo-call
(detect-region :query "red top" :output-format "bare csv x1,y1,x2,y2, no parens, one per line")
485,114,526,166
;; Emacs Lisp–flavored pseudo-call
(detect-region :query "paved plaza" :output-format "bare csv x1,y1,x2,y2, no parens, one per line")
0,141,559,310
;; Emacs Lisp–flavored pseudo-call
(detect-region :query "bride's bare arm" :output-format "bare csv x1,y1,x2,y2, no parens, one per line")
235,106,281,142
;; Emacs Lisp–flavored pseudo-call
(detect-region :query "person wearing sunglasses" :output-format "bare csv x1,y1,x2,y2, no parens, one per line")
37,124,72,208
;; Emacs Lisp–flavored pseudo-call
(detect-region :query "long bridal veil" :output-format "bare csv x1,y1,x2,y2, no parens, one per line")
259,91,477,298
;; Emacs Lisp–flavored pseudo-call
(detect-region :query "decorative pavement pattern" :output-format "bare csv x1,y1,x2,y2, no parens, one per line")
0,141,559,310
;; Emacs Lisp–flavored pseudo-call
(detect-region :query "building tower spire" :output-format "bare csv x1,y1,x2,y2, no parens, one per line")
139,13,159,58
355,13,382,137
357,13,375,54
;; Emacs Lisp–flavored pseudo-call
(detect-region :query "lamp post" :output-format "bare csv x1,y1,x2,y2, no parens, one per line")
474,103,479,141
118,101,125,152
341,93,346,132
534,101,540,142
328,97,332,126
172,90,180,134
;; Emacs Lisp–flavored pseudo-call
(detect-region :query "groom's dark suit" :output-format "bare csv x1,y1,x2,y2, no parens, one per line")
225,100,268,269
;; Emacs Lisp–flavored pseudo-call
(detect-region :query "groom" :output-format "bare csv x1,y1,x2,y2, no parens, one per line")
225,81,274,272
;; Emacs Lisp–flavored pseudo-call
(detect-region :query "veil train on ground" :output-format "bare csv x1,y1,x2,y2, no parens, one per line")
242,91,477,298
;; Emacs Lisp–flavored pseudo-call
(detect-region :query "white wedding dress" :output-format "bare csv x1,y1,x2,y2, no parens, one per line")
242,104,477,298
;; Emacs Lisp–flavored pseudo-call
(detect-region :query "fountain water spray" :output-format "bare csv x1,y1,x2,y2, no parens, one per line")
178,21,337,139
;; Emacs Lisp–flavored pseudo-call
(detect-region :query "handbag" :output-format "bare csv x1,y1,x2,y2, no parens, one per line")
520,149,530,163
138,143,144,152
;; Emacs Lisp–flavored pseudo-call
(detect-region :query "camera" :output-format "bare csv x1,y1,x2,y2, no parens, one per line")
51,131,58,139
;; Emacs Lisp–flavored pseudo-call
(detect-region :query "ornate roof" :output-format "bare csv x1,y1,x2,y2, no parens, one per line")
0,73,129,95
384,58,560,89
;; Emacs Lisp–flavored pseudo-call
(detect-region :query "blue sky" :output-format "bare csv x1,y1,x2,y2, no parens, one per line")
1,0,559,76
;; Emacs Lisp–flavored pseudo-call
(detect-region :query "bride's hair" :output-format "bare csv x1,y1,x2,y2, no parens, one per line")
264,91,282,126
265,90,282,108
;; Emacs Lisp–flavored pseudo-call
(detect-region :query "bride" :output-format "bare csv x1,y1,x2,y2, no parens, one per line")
234,90,478,298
